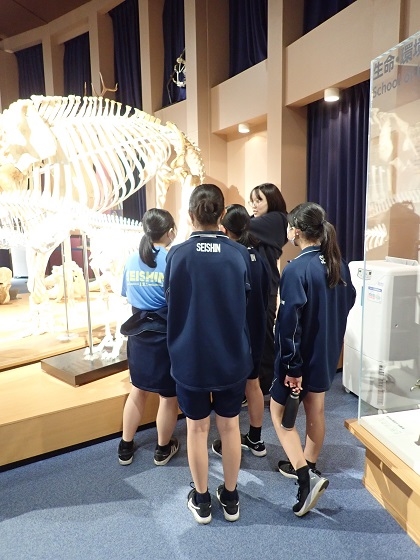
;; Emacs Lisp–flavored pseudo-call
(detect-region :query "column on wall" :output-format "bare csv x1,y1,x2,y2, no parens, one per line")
0,51,18,108
42,35,64,95
184,0,229,187
89,10,115,98
268,0,307,266
139,0,165,115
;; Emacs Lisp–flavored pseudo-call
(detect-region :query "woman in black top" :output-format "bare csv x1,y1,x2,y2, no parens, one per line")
248,183,288,396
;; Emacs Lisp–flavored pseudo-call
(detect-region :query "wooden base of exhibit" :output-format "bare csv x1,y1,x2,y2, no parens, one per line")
0,292,121,372
41,343,128,386
0,362,159,468
345,418,420,546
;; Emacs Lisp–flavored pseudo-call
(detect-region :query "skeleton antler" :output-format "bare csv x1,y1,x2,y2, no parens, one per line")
86,72,119,98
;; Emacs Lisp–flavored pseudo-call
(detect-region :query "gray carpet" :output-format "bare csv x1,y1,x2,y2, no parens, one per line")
10,276,28,297
1,372,419,559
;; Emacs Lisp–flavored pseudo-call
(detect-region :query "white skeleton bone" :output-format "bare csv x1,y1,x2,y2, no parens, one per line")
83,212,143,360
0,95,205,345
0,266,12,304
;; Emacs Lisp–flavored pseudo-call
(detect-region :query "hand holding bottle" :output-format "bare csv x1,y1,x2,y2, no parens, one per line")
281,388,301,430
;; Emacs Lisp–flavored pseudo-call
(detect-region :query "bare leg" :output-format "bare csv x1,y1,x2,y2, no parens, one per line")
215,414,241,491
270,398,307,470
245,378,264,429
302,391,325,464
122,386,149,441
156,395,179,445
186,416,211,493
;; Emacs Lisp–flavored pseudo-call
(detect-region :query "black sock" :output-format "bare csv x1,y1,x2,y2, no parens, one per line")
296,465,310,486
221,485,238,502
121,439,133,448
195,490,211,504
307,460,316,470
248,425,262,442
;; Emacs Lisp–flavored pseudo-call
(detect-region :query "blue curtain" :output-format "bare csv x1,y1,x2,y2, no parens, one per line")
307,81,370,263
15,44,45,99
304,0,356,34
63,33,92,96
162,0,185,107
229,0,267,78
109,0,146,221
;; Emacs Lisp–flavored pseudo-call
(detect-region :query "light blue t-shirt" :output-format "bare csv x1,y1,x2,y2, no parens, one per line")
121,248,167,311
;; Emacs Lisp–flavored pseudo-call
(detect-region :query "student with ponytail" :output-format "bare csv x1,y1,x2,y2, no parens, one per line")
212,204,270,459
270,202,356,517
117,208,180,468
165,185,253,524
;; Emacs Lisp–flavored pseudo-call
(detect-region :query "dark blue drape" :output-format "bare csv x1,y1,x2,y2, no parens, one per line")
15,44,45,99
162,0,185,107
63,33,92,96
304,0,356,34
229,0,267,77
109,0,145,221
307,81,370,263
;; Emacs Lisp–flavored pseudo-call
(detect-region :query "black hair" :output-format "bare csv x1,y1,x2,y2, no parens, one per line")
250,183,287,213
222,204,259,248
188,183,224,226
139,208,175,268
288,202,343,288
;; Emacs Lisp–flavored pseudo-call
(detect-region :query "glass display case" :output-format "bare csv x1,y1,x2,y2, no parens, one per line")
344,31,420,478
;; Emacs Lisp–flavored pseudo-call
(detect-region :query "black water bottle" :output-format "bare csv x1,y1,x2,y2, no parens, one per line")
281,389,300,430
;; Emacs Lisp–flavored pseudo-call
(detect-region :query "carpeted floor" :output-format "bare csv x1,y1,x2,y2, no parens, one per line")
10,276,29,297
0,372,419,559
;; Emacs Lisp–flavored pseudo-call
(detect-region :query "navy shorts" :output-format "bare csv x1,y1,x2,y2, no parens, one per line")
127,331,176,398
176,380,247,420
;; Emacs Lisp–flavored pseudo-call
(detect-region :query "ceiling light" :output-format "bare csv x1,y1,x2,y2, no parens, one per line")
324,88,340,102
238,123,250,134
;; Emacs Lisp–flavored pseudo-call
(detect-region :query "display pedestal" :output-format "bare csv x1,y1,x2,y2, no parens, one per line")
345,418,420,546
41,342,128,386
0,362,159,468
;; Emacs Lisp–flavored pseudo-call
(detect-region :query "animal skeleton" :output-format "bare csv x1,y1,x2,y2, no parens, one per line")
0,94,205,342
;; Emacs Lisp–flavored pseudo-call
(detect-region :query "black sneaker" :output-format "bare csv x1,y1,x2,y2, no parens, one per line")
187,487,212,524
241,397,248,407
292,470,329,517
153,437,179,466
278,460,322,479
241,433,267,457
118,439,134,465
216,484,239,522
211,439,222,457
278,460,297,479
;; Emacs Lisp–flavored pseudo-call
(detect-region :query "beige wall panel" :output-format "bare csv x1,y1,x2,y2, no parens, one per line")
139,0,165,114
211,62,267,134
207,0,229,88
42,36,64,95
227,132,267,203
0,51,18,108
405,0,420,38
155,99,188,132
89,11,115,98
285,0,403,107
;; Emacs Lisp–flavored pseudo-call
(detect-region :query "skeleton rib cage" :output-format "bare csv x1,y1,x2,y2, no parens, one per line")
0,95,205,336
0,95,185,213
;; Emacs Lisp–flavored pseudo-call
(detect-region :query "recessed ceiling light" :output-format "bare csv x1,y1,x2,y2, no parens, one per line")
238,123,250,134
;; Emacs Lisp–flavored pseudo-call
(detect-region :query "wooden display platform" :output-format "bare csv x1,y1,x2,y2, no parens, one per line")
0,292,128,371
345,418,420,546
0,362,159,468
0,292,172,468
